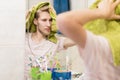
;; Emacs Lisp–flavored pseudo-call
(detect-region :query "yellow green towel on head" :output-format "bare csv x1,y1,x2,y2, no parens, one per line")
26,2,58,43
85,0,120,66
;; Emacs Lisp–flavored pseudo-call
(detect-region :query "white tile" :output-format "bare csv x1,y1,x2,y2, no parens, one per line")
0,1,25,80
0,46,24,80
0,0,25,45
0,0,25,10
70,0,88,10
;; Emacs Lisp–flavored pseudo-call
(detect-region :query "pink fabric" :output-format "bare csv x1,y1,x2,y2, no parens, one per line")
79,31,120,80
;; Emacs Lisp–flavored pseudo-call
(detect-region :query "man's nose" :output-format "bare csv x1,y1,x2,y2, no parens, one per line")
46,21,51,27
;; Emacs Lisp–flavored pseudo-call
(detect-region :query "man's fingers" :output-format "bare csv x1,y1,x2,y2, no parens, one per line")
113,14,120,19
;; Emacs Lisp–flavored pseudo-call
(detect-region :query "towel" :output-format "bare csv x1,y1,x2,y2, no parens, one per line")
26,2,58,43
85,0,120,66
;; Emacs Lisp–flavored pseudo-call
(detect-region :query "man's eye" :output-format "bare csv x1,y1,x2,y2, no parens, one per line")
42,19,46,21
49,19,52,22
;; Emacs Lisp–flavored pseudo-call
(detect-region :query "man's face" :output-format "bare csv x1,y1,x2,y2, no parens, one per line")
35,11,52,36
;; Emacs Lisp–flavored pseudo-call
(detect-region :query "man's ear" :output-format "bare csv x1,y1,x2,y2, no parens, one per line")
33,19,38,25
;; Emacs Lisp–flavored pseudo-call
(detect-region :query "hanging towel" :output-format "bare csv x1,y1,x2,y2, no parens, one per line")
85,0,120,66
26,2,58,43
53,0,70,14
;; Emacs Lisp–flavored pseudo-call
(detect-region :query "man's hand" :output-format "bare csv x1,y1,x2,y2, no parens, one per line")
98,0,120,19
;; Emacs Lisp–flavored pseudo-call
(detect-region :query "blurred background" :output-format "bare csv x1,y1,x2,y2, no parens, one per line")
0,0,95,80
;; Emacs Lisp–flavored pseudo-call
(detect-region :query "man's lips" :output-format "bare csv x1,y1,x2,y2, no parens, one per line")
45,28,51,32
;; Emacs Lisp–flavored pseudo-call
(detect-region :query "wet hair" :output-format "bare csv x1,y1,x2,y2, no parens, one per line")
34,6,50,19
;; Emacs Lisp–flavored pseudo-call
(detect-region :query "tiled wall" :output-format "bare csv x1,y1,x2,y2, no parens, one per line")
0,0,25,80
70,0,88,10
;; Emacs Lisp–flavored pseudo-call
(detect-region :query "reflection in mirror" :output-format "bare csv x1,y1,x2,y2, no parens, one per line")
25,0,90,80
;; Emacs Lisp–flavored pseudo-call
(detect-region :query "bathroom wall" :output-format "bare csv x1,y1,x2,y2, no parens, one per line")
0,0,25,80
70,0,88,10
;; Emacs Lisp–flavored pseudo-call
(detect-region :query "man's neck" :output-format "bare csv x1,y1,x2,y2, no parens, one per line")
31,32,46,44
